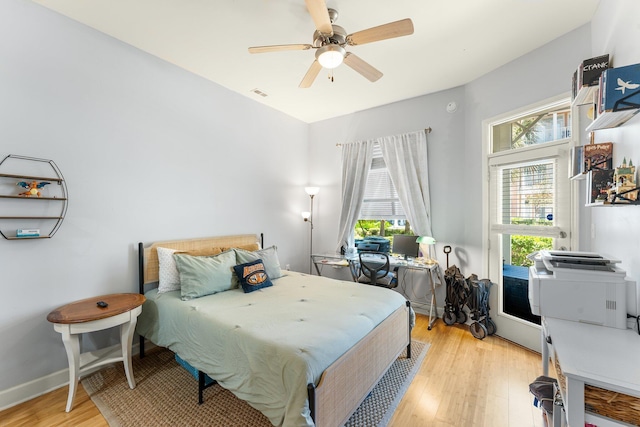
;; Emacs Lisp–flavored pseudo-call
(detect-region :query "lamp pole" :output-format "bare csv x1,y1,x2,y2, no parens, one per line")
304,187,320,274
308,193,315,274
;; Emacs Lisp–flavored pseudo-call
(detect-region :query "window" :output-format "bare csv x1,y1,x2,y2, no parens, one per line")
355,142,411,240
338,129,429,252
485,97,572,339
499,161,554,228
492,105,571,153
492,160,556,270
359,143,406,221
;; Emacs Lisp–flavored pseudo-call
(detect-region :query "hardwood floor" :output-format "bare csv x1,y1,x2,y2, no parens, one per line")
1,314,545,427
389,315,545,427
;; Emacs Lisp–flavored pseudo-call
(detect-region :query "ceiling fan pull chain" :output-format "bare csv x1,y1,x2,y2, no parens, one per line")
328,69,334,82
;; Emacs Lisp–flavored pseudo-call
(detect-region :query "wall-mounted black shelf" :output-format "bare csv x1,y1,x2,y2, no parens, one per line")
0,155,68,240
0,195,67,201
5,235,53,240
0,173,63,182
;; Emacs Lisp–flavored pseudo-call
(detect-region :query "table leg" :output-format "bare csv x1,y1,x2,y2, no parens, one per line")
541,325,549,376
312,257,322,276
565,377,585,427
427,267,440,330
428,293,436,329
120,314,137,389
59,326,80,412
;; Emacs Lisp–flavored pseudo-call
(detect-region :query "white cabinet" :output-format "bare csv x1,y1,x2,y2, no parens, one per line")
541,318,640,426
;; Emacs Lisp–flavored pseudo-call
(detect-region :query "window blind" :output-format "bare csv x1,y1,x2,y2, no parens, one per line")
359,143,406,220
490,160,558,236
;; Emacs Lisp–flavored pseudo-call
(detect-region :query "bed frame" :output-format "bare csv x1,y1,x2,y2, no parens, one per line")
137,234,411,427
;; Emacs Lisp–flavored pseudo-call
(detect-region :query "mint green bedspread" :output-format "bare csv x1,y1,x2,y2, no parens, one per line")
136,271,410,427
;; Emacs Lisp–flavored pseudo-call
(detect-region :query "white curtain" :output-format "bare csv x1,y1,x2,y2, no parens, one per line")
336,140,374,252
379,130,433,237
336,130,433,251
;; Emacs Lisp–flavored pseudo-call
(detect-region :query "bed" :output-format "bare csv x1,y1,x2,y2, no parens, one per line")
136,234,412,427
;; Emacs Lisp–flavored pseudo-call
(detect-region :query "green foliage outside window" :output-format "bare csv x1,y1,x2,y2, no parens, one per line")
355,220,385,238
354,220,413,242
510,235,552,267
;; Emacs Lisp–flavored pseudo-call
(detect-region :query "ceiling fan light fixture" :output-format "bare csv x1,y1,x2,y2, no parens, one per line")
316,44,345,69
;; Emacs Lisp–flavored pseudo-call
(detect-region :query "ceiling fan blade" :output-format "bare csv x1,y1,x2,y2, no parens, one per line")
347,18,414,46
305,0,333,36
299,60,323,88
248,44,312,54
343,53,383,82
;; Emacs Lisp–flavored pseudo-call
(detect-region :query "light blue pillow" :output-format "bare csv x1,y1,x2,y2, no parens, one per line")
174,250,237,300
234,245,283,281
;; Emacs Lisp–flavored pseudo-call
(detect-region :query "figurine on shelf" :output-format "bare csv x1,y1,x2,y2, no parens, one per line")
16,180,50,197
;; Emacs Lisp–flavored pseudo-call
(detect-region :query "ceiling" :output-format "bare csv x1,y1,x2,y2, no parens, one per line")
33,0,600,123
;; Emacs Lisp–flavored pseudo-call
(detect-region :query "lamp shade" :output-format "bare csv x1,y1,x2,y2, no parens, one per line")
416,236,436,245
304,186,320,196
301,211,311,220
315,45,345,69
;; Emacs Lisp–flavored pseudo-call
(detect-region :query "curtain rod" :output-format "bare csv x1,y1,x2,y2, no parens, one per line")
335,127,431,147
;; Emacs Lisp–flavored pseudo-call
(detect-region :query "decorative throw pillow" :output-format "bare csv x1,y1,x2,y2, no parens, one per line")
234,245,283,281
174,250,237,300
157,247,181,293
156,246,225,293
233,259,273,293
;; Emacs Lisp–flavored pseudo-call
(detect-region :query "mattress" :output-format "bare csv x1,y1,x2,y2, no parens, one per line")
136,271,410,427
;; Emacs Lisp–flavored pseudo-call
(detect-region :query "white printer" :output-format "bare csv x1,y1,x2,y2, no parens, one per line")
528,250,636,329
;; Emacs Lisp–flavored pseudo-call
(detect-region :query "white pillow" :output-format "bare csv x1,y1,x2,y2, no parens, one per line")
157,247,181,293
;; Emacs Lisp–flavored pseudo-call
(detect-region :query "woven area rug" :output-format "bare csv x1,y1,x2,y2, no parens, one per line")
82,341,428,427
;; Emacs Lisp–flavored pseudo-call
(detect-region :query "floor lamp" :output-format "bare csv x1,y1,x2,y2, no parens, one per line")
302,186,319,274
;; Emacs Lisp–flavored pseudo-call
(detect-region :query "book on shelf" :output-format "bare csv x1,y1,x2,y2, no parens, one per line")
570,145,585,178
589,62,640,130
572,54,610,105
600,62,640,112
584,142,613,172
587,169,615,204
16,228,40,237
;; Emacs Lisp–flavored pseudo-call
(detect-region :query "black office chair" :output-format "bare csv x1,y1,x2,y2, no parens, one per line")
357,252,397,288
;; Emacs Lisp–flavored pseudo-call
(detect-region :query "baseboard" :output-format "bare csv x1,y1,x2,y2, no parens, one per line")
410,301,441,316
0,366,71,411
0,341,150,411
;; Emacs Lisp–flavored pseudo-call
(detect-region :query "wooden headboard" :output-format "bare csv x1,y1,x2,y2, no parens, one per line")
138,233,262,292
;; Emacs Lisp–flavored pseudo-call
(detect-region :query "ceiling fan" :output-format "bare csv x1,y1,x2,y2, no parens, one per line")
248,0,414,88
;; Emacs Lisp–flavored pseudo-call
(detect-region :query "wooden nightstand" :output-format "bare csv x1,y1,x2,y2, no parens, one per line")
47,293,145,412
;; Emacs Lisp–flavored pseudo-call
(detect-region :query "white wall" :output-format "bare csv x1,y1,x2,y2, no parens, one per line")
307,25,592,293
307,87,467,262
463,24,593,277
0,0,310,395
587,0,640,285
306,87,466,290
4,0,638,411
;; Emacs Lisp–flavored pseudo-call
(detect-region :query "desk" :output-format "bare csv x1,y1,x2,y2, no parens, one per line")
394,260,445,330
47,293,145,412
311,253,353,277
541,317,640,426
311,253,444,329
